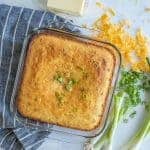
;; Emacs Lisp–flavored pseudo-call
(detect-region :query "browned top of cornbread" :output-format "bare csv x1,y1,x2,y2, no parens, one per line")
17,31,115,131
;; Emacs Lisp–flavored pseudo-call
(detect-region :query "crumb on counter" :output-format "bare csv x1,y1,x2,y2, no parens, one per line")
96,2,105,9
145,7,150,12
96,2,115,16
82,24,88,28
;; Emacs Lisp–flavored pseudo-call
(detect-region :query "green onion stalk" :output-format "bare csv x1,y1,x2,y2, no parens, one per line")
84,92,125,150
84,70,150,150
93,92,125,150
123,108,150,150
123,72,150,150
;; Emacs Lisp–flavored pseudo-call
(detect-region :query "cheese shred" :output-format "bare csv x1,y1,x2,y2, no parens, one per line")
93,14,150,72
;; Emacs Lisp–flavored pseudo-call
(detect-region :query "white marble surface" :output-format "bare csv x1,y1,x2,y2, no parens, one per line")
1,0,150,150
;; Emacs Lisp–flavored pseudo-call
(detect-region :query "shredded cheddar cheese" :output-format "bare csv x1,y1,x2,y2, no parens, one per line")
107,8,116,16
93,14,150,72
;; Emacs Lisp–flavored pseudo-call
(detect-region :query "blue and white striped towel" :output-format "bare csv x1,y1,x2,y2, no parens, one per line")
0,4,77,150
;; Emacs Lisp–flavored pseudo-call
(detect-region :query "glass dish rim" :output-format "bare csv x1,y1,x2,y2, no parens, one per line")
11,25,121,138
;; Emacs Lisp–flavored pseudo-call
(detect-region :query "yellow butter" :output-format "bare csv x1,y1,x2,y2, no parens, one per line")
47,0,86,16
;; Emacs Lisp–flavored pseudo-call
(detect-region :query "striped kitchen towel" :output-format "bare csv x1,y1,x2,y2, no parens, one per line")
0,4,78,150
0,127,50,150
0,128,23,150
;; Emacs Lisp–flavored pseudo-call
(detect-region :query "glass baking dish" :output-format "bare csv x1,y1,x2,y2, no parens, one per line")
11,23,121,138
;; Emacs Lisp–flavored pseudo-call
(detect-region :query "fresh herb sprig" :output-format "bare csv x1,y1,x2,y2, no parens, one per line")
54,72,77,92
54,73,64,84
124,72,150,150
65,79,77,92
54,72,78,103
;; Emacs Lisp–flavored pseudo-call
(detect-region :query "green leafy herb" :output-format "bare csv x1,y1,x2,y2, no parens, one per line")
54,71,79,92
142,75,150,90
117,70,144,119
122,74,150,149
142,101,150,112
129,111,137,118
65,79,77,92
54,73,64,84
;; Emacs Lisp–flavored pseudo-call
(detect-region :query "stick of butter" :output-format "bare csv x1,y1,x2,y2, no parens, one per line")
47,0,86,16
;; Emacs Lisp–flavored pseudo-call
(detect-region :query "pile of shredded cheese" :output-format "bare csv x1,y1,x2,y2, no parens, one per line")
93,13,150,72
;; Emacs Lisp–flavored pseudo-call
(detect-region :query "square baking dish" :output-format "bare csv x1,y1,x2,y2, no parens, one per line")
11,24,121,137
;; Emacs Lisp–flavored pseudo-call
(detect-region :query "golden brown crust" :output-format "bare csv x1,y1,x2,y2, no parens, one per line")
17,31,116,131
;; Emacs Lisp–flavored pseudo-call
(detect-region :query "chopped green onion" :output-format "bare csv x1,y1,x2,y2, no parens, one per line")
129,111,137,118
142,101,150,112
65,79,77,92
54,73,64,84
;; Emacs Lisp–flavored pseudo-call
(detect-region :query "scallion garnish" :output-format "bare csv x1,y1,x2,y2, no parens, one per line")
65,79,77,92
54,74,64,84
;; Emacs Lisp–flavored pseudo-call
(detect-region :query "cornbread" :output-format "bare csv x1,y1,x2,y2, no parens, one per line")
17,31,117,130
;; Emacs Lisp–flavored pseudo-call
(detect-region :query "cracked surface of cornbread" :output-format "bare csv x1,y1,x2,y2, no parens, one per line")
17,31,116,130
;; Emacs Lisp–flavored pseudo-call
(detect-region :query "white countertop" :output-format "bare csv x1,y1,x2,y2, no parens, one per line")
1,0,150,150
